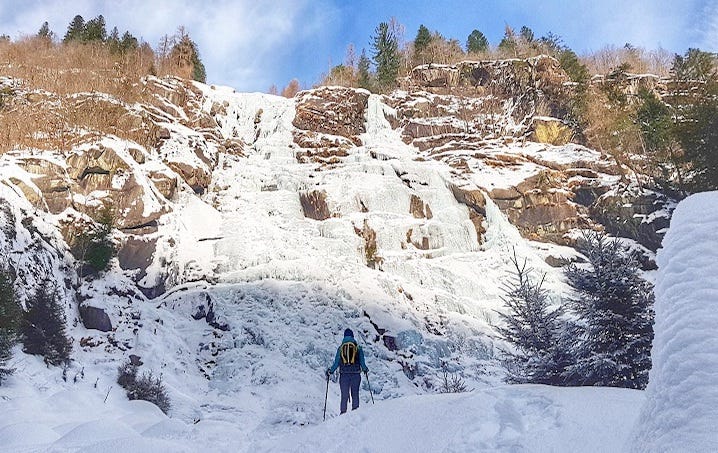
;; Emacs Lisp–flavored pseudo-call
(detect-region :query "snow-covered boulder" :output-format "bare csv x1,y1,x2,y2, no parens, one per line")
629,191,718,452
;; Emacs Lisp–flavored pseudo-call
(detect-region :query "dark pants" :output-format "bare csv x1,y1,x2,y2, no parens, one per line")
339,373,361,414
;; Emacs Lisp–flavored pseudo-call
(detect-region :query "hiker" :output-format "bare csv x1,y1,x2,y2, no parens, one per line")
326,328,369,414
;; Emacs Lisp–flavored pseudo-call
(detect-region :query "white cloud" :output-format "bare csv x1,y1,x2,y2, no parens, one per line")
699,0,718,51
0,0,338,91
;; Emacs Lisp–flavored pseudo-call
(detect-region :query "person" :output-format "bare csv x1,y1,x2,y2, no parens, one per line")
326,328,369,414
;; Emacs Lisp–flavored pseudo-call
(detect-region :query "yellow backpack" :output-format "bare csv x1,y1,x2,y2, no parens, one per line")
340,341,358,365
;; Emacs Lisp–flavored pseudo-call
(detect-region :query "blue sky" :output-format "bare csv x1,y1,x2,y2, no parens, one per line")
1,0,716,92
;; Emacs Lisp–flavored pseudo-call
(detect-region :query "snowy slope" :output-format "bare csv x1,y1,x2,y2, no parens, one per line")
257,385,643,453
629,191,718,452
2,361,644,453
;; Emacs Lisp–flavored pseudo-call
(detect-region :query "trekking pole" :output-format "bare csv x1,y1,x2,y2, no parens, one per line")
364,371,374,404
323,372,330,421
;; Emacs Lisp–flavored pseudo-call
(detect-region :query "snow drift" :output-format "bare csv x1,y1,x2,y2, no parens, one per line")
629,191,718,452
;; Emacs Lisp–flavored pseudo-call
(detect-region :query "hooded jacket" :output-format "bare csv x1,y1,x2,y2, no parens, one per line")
329,336,368,374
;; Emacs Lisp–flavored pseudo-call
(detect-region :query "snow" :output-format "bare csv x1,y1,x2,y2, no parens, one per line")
629,191,718,452
259,385,643,453
1,367,645,452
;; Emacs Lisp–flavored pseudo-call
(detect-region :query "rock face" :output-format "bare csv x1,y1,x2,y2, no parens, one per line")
0,56,677,335
79,305,113,332
299,190,331,220
293,87,370,141
591,188,673,253
531,117,572,145
117,236,157,280
449,184,486,242
389,58,673,252
0,57,685,433
15,158,72,214
292,87,370,166
409,56,571,122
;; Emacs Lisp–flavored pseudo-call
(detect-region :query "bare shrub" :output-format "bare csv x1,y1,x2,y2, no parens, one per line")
116,359,171,414
584,45,672,76
0,37,153,101
281,79,301,98
439,362,469,393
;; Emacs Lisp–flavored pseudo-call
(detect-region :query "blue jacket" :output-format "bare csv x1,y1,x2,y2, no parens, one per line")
329,336,368,374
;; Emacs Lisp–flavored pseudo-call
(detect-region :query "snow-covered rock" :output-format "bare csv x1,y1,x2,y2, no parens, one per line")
629,191,718,452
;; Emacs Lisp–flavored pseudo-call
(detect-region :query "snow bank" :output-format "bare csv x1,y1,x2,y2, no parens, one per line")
0,368,243,453
629,191,718,452
254,385,643,453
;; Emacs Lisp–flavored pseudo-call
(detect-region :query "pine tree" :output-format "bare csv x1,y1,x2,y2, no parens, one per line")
21,283,72,366
0,269,21,384
672,48,716,81
519,26,534,43
466,29,489,54
107,27,121,53
63,15,85,43
674,84,718,191
413,24,432,65
37,21,53,40
636,88,685,188
496,252,569,385
558,49,590,84
119,31,139,53
357,49,373,91
169,28,206,83
563,232,654,389
371,21,400,91
83,15,107,42
670,49,718,190
537,32,564,56
71,207,115,278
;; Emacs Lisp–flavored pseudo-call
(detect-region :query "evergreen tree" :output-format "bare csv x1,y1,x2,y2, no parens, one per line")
538,32,564,56
63,15,85,43
556,47,590,130
71,208,115,277
371,21,400,91
170,28,207,83
636,88,685,188
674,82,718,191
637,89,673,154
37,21,54,40
107,27,121,53
672,48,716,81
668,49,718,190
357,49,373,91
0,269,22,384
558,48,590,84
21,283,72,366
519,25,534,43
466,29,489,54
83,15,107,42
496,252,570,385
119,31,139,53
413,24,432,65
563,232,654,389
